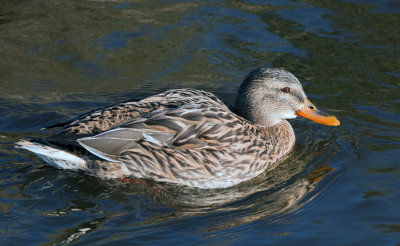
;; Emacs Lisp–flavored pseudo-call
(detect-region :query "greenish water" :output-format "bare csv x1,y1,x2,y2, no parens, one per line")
1,0,399,245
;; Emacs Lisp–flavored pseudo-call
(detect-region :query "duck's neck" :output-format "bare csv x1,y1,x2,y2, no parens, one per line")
261,120,296,159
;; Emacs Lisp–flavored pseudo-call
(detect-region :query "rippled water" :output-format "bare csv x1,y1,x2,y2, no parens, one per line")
1,0,399,245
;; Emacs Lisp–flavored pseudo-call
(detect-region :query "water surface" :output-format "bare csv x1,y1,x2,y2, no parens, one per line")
0,0,399,245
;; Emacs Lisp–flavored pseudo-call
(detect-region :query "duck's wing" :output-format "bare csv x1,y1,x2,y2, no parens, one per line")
58,101,164,135
42,99,166,149
76,103,238,163
52,89,227,136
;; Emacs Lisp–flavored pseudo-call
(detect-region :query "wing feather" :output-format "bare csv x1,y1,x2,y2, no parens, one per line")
77,103,237,161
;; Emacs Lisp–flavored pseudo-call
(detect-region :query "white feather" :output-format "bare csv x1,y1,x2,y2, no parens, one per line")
16,140,86,170
142,133,162,145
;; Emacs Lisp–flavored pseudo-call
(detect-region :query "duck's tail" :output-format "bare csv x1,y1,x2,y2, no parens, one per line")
16,140,87,171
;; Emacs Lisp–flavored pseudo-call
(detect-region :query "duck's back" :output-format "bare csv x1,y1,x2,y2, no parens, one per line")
56,89,225,134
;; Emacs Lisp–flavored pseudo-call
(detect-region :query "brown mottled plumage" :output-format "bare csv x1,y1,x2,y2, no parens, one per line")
16,67,339,189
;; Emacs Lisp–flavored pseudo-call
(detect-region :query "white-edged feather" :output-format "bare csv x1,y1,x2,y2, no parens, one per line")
16,140,86,170
77,137,122,163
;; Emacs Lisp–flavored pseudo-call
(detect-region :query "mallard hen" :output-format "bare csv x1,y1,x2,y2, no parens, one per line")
17,67,339,189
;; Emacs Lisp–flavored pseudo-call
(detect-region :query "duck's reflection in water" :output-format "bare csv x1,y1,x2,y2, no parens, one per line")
128,143,336,230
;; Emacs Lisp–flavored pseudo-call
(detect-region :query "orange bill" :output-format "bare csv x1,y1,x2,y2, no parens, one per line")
295,98,340,126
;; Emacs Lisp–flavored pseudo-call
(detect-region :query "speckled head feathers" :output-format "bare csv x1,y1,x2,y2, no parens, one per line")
235,67,307,127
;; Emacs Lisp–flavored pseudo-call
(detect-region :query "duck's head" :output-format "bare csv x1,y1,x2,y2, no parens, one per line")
235,67,340,127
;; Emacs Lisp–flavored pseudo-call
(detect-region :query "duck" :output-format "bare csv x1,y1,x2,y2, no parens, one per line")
17,67,340,189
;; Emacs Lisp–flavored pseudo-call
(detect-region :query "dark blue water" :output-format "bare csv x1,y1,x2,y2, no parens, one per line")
1,0,399,245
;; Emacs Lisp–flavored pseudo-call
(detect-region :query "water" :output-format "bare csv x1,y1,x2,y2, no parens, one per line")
1,0,399,245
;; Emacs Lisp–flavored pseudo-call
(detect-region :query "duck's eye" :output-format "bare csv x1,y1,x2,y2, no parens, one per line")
281,87,290,93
